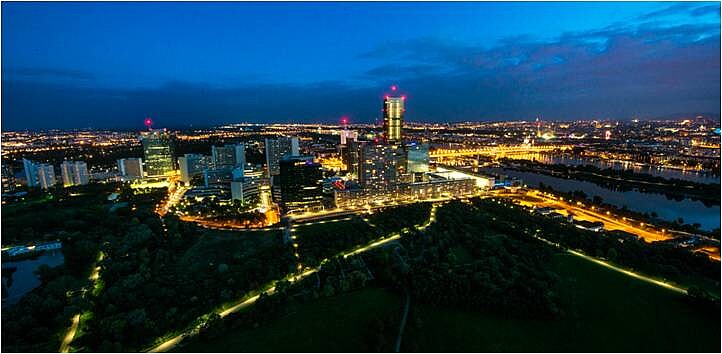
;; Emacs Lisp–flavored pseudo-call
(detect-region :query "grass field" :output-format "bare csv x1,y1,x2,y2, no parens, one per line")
177,252,719,352
178,287,403,352
402,253,721,352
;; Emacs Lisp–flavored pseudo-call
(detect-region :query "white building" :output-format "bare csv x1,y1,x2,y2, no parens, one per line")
23,159,56,189
60,161,89,187
36,164,56,190
117,158,144,179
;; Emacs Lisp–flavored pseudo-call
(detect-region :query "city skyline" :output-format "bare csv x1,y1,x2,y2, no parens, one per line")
2,1,720,130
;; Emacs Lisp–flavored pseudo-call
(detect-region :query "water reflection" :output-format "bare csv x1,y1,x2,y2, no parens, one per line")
2,250,64,308
480,167,721,231
511,153,720,184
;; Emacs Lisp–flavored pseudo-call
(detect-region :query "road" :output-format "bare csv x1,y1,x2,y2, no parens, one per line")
567,249,687,294
157,176,185,217
59,314,80,353
59,251,104,352
503,190,674,242
530,233,688,294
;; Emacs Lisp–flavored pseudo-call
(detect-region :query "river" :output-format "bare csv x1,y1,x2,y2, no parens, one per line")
479,167,721,231
2,250,65,308
509,153,720,184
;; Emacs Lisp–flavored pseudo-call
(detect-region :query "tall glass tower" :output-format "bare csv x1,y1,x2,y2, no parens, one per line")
140,130,175,177
383,96,405,143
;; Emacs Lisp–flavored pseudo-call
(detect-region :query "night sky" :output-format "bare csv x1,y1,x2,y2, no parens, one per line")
2,2,720,130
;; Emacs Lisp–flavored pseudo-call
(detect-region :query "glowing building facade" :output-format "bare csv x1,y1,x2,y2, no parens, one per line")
383,96,405,143
140,130,175,177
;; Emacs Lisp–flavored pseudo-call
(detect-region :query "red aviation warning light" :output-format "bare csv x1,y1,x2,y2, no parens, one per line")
340,116,349,125
390,85,398,91
144,117,153,129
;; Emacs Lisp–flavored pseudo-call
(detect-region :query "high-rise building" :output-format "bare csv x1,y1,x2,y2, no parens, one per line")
36,164,56,190
23,158,38,187
407,142,430,173
265,136,300,178
117,158,144,179
231,178,261,203
60,161,89,187
178,154,209,185
383,96,405,143
2,163,16,194
140,130,175,177
211,144,246,170
351,142,407,189
278,156,324,213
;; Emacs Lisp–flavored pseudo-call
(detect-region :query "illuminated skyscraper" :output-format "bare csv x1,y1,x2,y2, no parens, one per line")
265,136,299,178
140,130,175,177
383,95,405,143
351,142,406,189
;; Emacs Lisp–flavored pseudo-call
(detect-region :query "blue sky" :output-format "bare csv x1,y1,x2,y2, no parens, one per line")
2,1,720,130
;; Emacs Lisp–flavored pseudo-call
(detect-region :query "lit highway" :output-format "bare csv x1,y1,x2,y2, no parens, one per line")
430,144,571,158
501,189,675,242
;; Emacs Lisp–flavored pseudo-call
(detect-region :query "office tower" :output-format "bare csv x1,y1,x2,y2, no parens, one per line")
140,130,175,177
211,144,246,170
60,161,89,187
178,154,209,185
265,136,300,178
2,163,16,194
117,158,144,179
383,95,405,143
23,158,38,187
36,164,56,190
407,142,430,173
278,156,324,213
352,142,406,189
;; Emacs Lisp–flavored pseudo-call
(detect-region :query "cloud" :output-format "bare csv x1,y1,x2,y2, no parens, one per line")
5,67,95,80
356,21,720,121
1,79,386,130
2,17,720,130
638,3,720,19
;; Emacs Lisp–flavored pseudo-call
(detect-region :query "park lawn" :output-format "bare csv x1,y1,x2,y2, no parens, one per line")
178,287,404,352
179,229,285,270
402,253,720,352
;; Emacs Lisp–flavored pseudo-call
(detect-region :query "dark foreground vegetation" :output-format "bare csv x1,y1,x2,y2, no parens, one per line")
2,183,118,352
4,191,719,352
181,198,719,352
